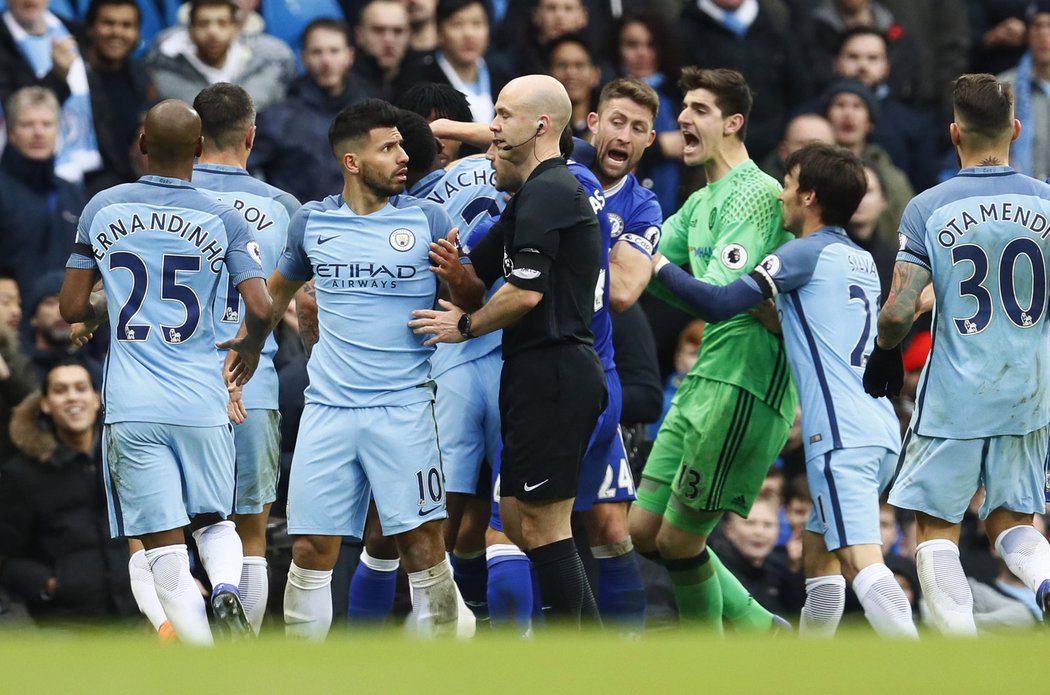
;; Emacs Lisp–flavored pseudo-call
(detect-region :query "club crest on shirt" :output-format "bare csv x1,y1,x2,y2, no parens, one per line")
390,228,415,251
608,213,624,239
721,243,748,270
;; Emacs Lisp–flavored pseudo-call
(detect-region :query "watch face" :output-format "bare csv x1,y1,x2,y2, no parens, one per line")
458,312,471,336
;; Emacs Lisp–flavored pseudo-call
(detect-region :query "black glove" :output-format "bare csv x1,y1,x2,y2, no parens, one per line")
863,341,903,398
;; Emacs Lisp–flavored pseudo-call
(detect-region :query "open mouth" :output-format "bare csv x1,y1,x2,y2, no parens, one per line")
682,131,700,152
606,148,629,165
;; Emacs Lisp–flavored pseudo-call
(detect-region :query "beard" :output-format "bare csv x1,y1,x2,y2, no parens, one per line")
362,165,404,198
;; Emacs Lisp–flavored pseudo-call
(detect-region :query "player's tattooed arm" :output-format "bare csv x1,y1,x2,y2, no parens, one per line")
876,261,931,349
296,280,318,357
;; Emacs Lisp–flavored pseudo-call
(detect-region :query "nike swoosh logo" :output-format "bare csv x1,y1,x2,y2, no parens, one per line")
318,235,337,245
522,479,549,492
418,505,442,516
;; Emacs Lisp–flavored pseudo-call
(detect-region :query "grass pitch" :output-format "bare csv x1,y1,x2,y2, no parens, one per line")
2,627,1046,694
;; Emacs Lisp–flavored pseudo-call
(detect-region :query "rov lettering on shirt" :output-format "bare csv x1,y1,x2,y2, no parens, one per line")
92,212,225,271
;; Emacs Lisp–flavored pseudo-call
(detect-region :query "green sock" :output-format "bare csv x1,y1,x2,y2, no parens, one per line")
708,548,775,632
665,549,723,633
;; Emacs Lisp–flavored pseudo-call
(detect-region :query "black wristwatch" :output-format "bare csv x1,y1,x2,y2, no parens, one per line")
457,312,474,339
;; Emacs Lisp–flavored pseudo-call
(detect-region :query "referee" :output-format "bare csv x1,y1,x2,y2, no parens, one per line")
411,74,607,625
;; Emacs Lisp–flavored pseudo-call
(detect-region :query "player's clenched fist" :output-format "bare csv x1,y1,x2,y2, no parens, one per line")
862,341,903,398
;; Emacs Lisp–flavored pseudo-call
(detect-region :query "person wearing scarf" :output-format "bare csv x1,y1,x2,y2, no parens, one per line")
999,0,1050,179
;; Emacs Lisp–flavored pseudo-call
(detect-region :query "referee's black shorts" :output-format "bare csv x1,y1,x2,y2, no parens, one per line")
499,343,607,502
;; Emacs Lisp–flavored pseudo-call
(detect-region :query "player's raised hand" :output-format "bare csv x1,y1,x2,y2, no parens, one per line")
409,299,466,346
218,336,261,385
863,340,904,398
429,228,466,283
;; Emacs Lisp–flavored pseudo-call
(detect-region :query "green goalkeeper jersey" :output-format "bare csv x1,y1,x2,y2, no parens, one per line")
656,159,798,422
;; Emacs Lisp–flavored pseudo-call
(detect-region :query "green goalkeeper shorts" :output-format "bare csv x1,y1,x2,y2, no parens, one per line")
635,376,791,534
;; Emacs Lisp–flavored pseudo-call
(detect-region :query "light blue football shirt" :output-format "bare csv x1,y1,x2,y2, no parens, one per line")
192,163,300,410
751,227,900,460
66,175,265,426
415,156,505,377
897,166,1050,439
278,193,455,408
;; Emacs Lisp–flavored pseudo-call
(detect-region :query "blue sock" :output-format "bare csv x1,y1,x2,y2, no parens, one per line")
486,545,533,633
451,551,489,621
347,551,398,625
594,547,647,630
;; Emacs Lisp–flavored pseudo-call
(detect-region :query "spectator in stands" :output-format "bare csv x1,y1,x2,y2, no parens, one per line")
650,318,703,439
0,87,86,296
712,496,806,618
676,0,811,160
504,0,589,77
146,0,294,111
0,267,37,460
419,0,510,124
352,0,426,102
760,113,835,184
999,0,1050,181
968,0,1030,75
83,0,152,189
0,0,105,184
846,164,895,298
251,18,369,204
610,9,682,214
406,0,439,52
831,26,939,191
0,360,137,624
547,33,600,139
821,79,913,245
25,271,102,384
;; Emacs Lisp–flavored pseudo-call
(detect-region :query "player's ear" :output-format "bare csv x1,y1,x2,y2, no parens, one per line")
245,124,257,151
586,111,599,134
343,151,359,175
723,113,744,137
646,128,656,148
949,122,961,147
193,136,203,159
1012,118,1022,143
138,131,148,156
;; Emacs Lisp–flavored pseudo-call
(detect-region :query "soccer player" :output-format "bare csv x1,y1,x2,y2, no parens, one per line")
411,75,606,626
190,83,301,634
627,68,799,632
227,98,462,639
864,73,1050,634
649,143,917,638
59,100,272,645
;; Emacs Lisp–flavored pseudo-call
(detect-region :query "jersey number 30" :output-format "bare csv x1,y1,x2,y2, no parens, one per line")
111,252,202,344
950,239,1046,335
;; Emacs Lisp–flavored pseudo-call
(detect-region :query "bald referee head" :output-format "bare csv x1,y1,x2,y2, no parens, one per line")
139,99,203,177
487,74,572,192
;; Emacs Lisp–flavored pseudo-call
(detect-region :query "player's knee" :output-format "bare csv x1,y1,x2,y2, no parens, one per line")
627,507,660,553
654,520,705,560
364,523,399,560
292,535,341,570
585,504,629,546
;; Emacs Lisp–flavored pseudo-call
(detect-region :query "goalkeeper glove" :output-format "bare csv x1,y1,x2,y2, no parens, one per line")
863,341,903,398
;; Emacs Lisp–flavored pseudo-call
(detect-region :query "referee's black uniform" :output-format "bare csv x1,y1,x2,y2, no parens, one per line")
468,157,607,503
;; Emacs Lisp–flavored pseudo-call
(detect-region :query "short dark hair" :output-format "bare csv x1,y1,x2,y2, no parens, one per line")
397,108,438,177
301,17,353,50
396,82,473,123
835,25,887,58
559,125,574,158
86,0,141,26
953,73,1014,141
193,83,255,151
189,0,235,25
329,98,401,155
546,32,595,70
784,143,867,228
679,67,752,141
43,358,96,395
436,0,486,25
0,265,18,283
